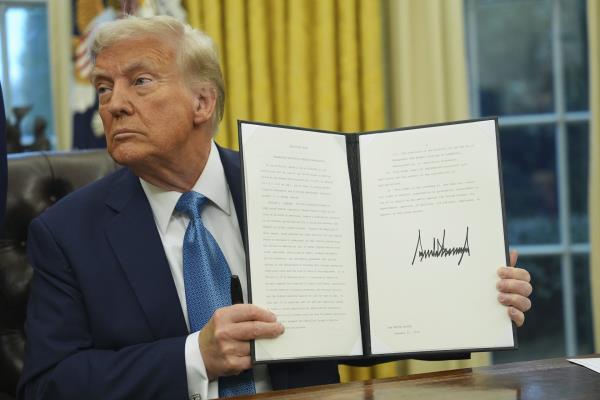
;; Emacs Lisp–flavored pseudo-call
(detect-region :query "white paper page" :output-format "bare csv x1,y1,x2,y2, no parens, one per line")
568,358,600,374
359,120,514,354
241,123,362,361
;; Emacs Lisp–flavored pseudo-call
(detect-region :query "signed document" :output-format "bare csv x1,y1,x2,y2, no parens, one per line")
239,119,515,364
360,122,514,354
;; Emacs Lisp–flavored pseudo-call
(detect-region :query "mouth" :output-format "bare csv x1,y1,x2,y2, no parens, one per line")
112,129,141,141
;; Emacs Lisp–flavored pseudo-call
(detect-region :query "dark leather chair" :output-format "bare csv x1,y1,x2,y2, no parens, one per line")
0,150,119,398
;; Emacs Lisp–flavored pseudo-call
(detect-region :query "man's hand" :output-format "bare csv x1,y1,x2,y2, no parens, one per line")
199,304,284,380
497,250,532,327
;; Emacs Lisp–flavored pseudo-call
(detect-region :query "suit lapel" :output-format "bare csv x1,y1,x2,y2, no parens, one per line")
104,169,188,339
217,145,245,239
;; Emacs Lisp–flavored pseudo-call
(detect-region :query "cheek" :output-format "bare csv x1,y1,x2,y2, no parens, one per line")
99,109,112,131
154,105,195,142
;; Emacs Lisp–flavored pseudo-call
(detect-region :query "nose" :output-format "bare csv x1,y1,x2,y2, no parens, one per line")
106,82,134,117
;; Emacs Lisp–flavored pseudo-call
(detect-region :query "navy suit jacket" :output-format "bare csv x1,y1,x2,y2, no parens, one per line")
18,146,339,399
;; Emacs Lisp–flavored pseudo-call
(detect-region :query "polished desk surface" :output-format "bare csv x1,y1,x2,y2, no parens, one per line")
241,356,600,399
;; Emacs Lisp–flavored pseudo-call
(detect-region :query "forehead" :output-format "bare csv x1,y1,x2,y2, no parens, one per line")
93,35,178,77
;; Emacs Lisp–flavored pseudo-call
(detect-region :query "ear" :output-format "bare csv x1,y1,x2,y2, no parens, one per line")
192,84,217,127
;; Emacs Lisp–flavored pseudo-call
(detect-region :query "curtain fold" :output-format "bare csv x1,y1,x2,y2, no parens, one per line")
387,0,469,128
381,0,490,376
183,0,385,150
48,0,73,150
587,0,600,353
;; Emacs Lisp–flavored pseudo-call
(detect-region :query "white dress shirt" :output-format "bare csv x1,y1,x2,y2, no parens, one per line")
140,141,271,399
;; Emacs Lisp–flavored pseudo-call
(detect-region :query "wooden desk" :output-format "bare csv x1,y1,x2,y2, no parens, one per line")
244,356,600,399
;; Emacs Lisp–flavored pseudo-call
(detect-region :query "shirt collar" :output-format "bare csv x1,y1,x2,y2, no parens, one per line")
140,141,231,235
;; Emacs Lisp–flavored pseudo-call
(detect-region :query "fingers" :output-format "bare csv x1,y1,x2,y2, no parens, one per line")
210,305,284,344
498,292,531,313
507,306,525,327
496,277,533,297
497,253,531,329
227,320,285,341
211,336,251,357
213,319,284,343
220,304,278,324
200,320,254,379
497,266,530,282
220,356,253,375
212,305,283,340
210,353,253,377
199,304,284,380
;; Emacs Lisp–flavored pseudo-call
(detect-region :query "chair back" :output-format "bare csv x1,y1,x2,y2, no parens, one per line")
0,150,119,398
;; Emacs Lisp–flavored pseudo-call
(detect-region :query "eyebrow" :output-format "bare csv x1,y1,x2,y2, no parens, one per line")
91,60,158,84
90,68,108,85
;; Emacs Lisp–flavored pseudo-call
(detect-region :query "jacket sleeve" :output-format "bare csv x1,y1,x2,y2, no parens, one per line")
17,217,188,400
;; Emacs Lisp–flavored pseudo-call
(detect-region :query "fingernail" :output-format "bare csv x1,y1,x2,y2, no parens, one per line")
498,294,506,303
510,307,518,315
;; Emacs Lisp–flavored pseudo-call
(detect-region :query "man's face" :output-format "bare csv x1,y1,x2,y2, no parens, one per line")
92,36,199,169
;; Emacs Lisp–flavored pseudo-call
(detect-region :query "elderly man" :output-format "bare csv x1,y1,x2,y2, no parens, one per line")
18,16,532,400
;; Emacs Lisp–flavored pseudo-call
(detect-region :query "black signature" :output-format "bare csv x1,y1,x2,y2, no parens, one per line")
411,227,470,266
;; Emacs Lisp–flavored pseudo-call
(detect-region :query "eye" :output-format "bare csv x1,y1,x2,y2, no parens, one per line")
96,85,111,96
134,77,152,86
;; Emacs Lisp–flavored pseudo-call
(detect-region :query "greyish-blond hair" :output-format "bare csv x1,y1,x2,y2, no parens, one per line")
91,15,225,132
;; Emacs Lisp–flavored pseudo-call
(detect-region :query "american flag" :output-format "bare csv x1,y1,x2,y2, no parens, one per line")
71,0,186,149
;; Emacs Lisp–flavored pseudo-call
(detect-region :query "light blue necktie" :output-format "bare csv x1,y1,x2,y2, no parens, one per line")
176,191,256,398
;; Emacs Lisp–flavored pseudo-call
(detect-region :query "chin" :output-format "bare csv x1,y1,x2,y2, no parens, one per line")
108,144,149,168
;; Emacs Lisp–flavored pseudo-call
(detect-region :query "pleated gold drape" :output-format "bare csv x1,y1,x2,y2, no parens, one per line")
380,0,490,377
587,0,600,352
183,0,385,150
48,0,73,150
336,0,488,381
387,0,469,128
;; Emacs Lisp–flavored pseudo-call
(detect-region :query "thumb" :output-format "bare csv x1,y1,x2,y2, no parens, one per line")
509,250,519,268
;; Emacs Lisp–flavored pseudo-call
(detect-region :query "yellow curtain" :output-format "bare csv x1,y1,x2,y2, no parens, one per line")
381,0,490,376
387,0,469,128
48,0,73,150
587,0,600,352
183,0,385,150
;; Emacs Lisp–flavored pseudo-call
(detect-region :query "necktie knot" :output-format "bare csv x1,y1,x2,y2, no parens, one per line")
175,191,208,219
